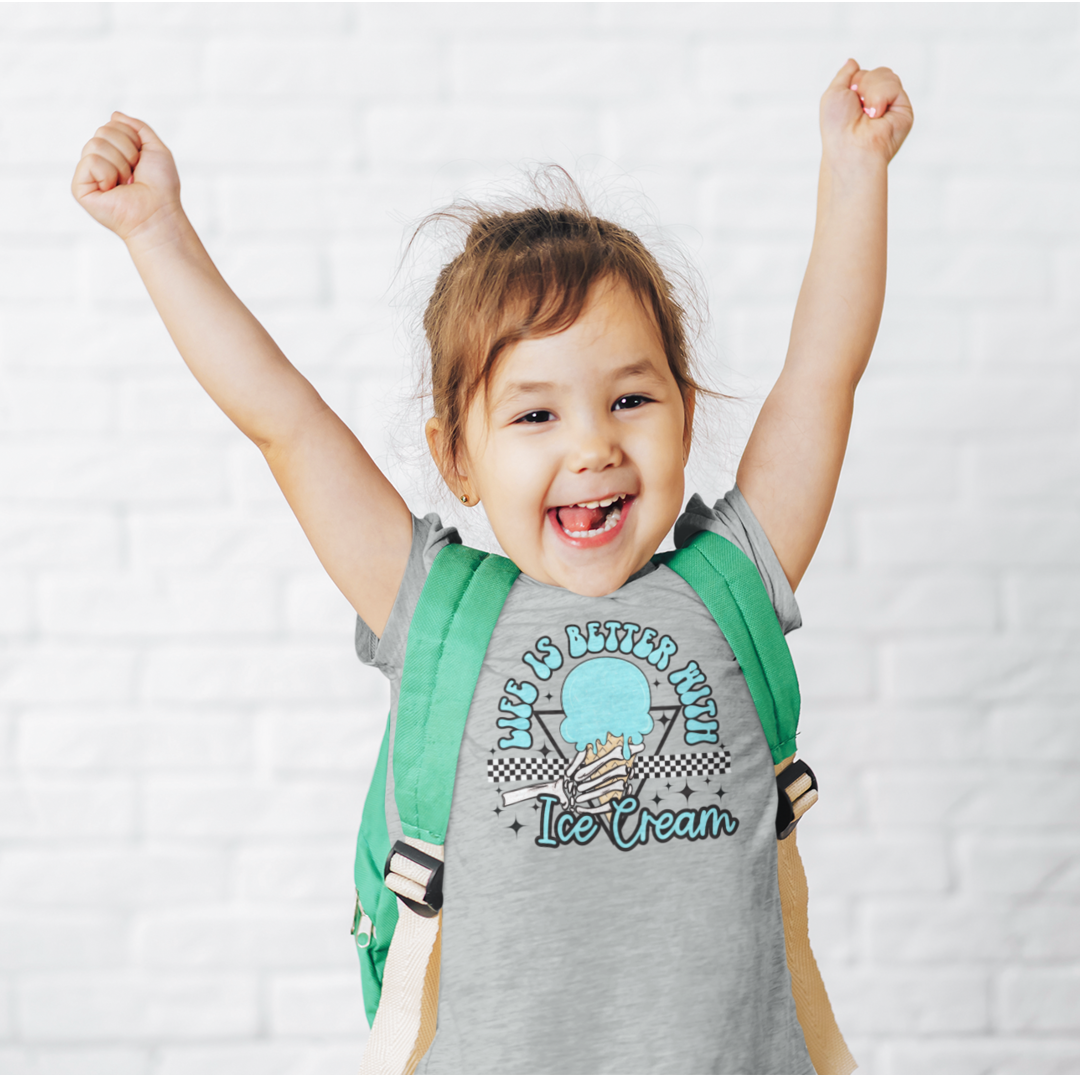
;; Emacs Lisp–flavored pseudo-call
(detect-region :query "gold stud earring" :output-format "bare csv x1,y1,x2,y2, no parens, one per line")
460,493,469,504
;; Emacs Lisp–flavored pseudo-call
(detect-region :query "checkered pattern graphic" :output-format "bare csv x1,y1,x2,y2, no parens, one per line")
631,749,731,780
487,749,730,784
487,757,566,783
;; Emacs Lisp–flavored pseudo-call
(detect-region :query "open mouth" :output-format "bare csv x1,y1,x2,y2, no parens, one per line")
549,494,633,542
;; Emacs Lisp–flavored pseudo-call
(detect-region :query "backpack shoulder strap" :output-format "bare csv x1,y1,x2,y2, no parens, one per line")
360,543,519,1073
658,529,800,765
660,532,854,1074
394,542,521,845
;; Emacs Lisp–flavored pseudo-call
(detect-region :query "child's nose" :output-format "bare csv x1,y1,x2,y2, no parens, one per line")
566,422,623,472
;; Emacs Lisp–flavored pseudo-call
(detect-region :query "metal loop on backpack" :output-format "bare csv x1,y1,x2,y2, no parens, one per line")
351,889,374,949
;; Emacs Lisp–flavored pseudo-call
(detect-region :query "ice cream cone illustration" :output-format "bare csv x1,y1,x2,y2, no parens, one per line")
501,657,654,813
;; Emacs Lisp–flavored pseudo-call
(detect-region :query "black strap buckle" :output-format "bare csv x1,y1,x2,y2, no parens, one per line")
775,759,818,839
383,840,444,918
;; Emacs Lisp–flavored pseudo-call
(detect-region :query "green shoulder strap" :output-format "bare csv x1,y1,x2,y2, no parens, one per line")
659,530,800,765
393,543,521,845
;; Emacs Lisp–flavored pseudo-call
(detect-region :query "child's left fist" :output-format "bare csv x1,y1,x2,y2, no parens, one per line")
821,58,913,164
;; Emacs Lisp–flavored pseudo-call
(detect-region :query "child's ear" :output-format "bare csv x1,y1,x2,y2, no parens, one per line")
425,417,468,499
682,389,696,463
425,416,453,481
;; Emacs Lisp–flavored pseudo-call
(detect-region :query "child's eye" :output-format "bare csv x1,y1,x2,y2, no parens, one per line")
515,410,554,424
613,394,650,411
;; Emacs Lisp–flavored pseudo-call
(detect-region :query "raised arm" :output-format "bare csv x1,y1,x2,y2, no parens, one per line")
72,113,412,635
736,61,913,590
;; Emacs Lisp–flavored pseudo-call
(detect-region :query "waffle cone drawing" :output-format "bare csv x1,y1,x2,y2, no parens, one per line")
583,732,636,808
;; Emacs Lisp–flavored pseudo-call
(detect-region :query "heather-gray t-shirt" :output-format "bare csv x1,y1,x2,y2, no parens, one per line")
356,488,813,1075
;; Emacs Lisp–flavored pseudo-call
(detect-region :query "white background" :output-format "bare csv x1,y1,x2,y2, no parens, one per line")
1,2,1079,1073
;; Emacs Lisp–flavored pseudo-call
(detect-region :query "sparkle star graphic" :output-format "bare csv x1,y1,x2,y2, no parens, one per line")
537,743,552,758
493,805,503,816
651,793,663,806
679,782,695,803
508,818,524,835
713,786,727,802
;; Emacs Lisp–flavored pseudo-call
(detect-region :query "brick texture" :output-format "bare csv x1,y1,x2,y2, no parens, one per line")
1,2,1078,1073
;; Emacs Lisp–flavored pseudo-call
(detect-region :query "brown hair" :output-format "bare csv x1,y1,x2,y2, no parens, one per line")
418,180,710,470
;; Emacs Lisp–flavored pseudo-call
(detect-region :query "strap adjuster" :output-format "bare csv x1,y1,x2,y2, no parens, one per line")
775,759,818,839
383,840,444,918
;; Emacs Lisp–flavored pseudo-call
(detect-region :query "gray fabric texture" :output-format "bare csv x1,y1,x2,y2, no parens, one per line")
355,487,813,1075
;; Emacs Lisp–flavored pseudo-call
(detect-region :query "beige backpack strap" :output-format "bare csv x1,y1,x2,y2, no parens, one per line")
774,756,856,1075
361,839,444,1075
362,759,849,1077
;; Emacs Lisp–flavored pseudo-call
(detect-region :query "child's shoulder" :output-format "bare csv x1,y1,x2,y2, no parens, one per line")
674,487,802,635
355,512,460,672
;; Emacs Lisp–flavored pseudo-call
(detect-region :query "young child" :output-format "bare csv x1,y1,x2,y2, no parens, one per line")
73,59,911,1075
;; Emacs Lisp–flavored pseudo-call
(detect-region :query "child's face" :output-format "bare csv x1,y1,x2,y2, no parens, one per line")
453,279,691,596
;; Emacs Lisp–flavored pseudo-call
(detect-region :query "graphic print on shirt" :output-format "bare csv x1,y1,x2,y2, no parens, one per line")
487,620,739,850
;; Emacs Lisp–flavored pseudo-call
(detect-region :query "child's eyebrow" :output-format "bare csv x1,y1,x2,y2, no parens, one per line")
611,360,663,381
496,361,664,405
497,379,556,402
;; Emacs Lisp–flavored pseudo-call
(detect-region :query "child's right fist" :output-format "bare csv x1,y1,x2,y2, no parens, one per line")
71,112,182,242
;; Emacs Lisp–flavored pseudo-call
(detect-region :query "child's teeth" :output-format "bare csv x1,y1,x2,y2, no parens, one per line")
575,494,623,510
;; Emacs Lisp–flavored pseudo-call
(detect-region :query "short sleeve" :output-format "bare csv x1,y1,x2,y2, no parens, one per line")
673,486,802,635
354,512,459,678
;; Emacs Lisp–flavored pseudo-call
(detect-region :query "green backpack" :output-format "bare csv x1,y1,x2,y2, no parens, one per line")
351,527,815,1027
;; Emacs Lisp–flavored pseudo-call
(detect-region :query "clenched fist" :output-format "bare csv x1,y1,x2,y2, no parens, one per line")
820,59,913,165
71,112,182,243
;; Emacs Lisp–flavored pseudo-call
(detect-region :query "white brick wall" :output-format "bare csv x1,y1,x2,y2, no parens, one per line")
1,2,1078,1073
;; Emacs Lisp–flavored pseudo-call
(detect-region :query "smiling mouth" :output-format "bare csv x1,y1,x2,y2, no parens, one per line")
552,494,632,538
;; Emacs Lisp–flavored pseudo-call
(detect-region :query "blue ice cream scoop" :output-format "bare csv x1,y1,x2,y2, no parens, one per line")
560,657,654,760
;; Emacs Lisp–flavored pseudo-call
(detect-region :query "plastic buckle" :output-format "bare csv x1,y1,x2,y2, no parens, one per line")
775,759,818,839
383,840,444,918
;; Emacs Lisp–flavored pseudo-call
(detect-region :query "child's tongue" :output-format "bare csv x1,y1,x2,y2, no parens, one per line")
557,504,607,532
